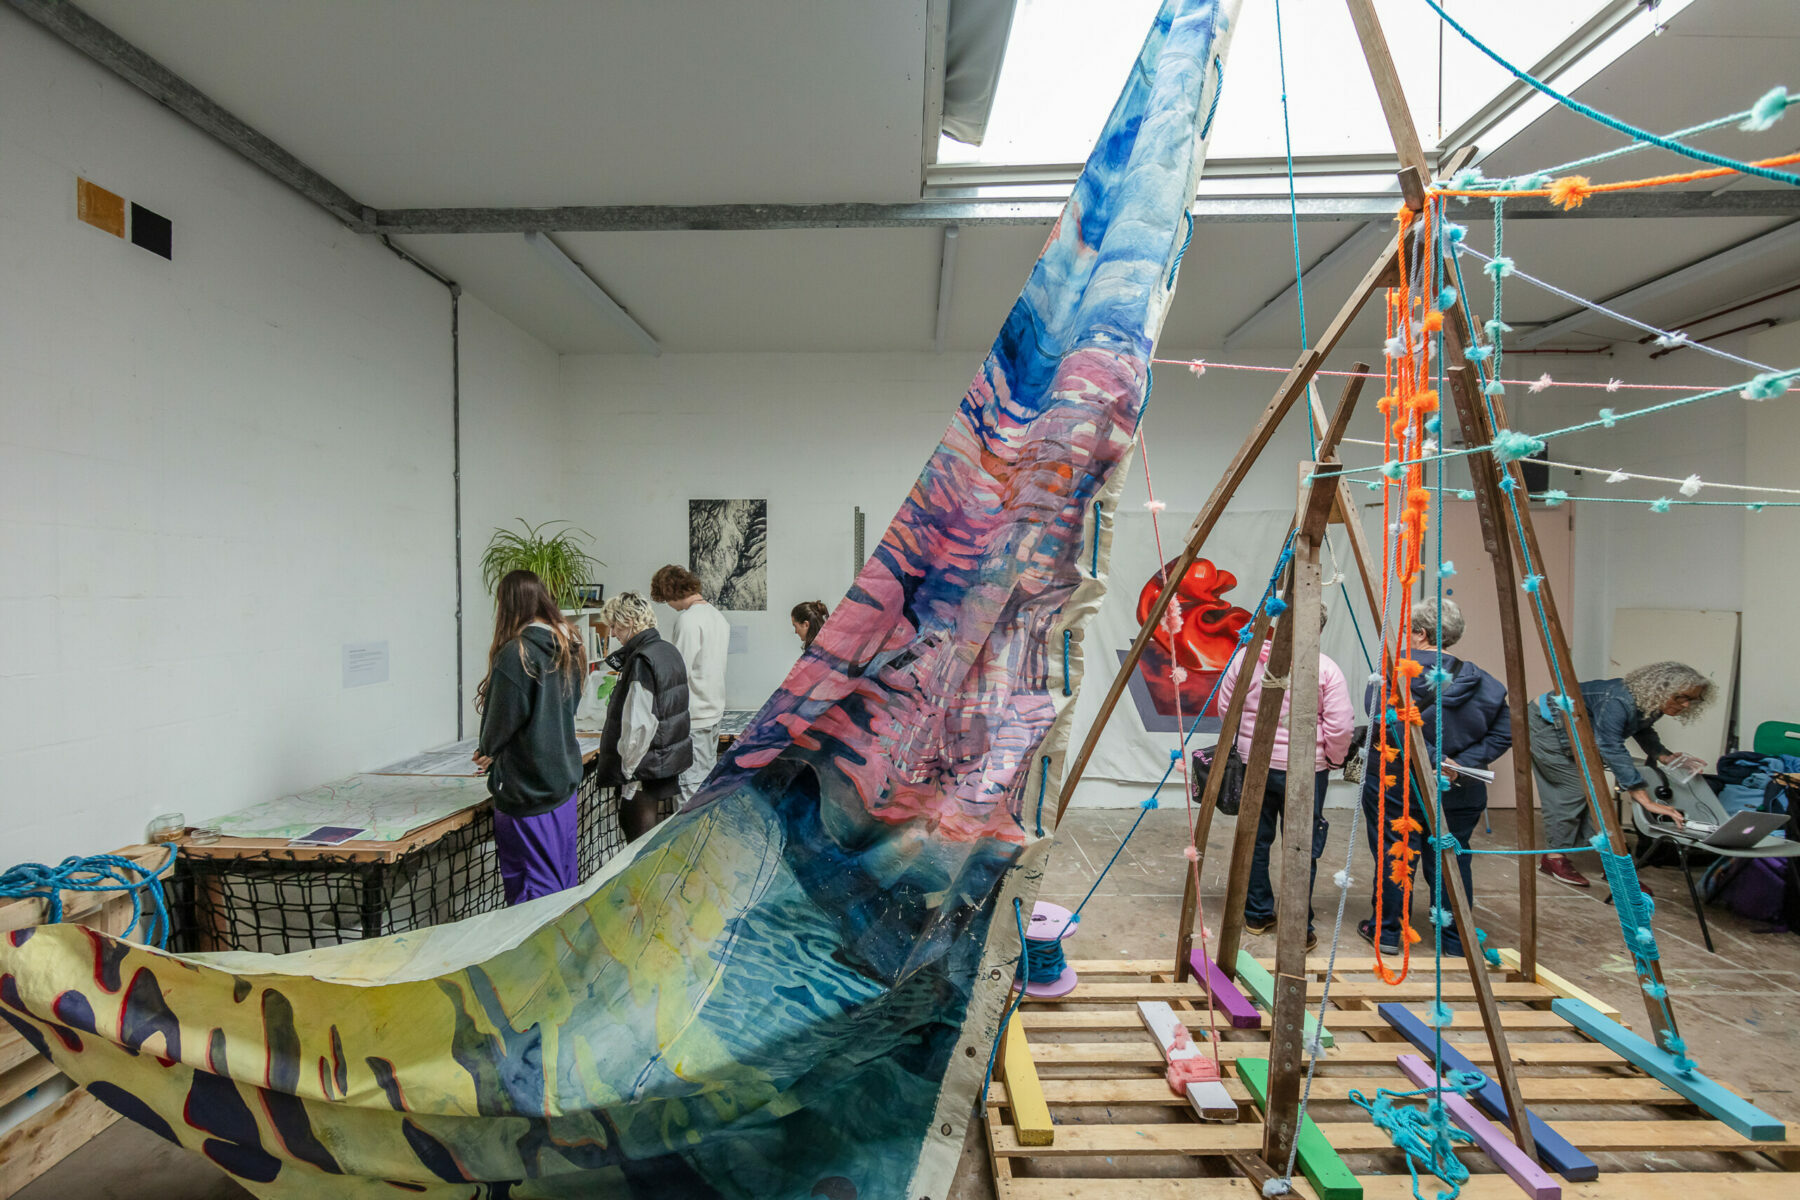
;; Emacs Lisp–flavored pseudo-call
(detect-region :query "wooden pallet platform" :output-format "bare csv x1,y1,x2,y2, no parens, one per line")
984,956,1797,1200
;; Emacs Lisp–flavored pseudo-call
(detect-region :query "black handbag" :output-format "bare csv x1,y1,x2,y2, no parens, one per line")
1191,744,1245,816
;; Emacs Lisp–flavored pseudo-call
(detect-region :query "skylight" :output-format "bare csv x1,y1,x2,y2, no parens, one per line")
936,0,1624,167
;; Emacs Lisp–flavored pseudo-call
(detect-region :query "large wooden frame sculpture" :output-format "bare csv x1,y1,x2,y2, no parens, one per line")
1052,0,1693,1179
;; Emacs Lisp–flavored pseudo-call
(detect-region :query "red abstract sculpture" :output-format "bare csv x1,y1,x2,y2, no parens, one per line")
1134,557,1253,718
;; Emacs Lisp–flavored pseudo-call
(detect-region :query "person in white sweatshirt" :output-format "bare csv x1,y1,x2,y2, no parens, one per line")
651,564,731,801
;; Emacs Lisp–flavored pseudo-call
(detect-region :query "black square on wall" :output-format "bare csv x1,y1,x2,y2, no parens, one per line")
130,203,172,259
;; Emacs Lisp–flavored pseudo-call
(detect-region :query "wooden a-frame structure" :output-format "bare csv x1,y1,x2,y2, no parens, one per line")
1052,0,1680,1178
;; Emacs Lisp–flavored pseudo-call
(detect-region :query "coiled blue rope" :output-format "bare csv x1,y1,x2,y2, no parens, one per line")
0,846,177,948
1350,1075,1484,1200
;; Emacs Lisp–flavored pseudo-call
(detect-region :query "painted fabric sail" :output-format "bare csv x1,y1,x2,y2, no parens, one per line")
0,4,1238,1197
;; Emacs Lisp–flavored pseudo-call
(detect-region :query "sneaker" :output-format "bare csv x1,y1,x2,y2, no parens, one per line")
1356,918,1402,955
1244,916,1276,936
1305,931,1319,953
1539,854,1591,888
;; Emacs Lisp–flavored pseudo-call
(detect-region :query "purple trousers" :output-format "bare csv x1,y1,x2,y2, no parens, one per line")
493,793,580,905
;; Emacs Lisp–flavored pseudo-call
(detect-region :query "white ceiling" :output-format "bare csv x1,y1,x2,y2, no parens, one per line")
78,0,931,207
58,0,1800,356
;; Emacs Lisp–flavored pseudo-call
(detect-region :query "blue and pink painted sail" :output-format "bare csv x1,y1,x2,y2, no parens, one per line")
0,4,1237,1196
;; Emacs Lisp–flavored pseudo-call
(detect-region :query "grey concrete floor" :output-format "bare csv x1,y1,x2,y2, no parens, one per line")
18,809,1800,1199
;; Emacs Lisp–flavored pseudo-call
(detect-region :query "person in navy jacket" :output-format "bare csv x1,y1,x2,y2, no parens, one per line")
1358,598,1511,956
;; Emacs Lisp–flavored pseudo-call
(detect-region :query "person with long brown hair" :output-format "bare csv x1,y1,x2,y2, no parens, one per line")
791,600,829,651
474,569,586,903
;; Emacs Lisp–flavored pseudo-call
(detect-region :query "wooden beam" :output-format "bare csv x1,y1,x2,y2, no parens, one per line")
1213,585,1298,973
993,1074,1685,1108
1380,1004,1600,1181
997,1013,1055,1147
1308,413,1537,1159
1177,607,1274,981
1234,949,1333,1048
1188,949,1263,1029
0,1086,120,1197
1022,1039,1622,1068
1396,1054,1563,1200
1263,486,1331,1170
1493,950,1620,1020
1237,1057,1363,1200
1552,998,1787,1141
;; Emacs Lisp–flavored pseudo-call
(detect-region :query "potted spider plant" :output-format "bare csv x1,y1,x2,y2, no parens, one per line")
480,520,603,610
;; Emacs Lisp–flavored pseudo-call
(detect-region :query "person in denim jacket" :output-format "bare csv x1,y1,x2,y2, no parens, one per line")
1531,662,1712,888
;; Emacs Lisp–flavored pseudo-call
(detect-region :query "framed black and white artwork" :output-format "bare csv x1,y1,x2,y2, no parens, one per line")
689,499,768,611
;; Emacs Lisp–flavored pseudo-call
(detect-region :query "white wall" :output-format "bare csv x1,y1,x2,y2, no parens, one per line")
557,346,1388,713
0,17,561,862
1510,343,1749,681
457,297,569,734
1740,320,1800,735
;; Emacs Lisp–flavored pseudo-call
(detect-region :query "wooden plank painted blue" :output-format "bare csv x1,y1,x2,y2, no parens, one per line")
1551,998,1786,1141
1378,1002,1599,1181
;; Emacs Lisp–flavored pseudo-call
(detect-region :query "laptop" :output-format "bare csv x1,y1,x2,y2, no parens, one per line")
1691,811,1789,849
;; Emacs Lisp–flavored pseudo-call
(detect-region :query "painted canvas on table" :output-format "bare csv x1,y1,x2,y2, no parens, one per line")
0,5,1240,1198
690,498,768,610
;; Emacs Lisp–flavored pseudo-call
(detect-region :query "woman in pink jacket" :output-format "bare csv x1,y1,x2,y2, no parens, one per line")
1214,609,1356,950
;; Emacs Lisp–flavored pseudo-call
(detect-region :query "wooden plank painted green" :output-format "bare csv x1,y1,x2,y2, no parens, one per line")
1552,998,1786,1141
1235,949,1334,1048
1235,1057,1362,1200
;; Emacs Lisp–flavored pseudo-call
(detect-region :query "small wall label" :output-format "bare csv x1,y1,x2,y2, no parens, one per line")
342,641,390,688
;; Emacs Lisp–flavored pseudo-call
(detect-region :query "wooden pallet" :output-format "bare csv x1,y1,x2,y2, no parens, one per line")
0,845,172,1199
984,957,1798,1199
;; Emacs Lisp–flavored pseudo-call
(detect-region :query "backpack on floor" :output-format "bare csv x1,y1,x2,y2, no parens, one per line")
1700,855,1799,930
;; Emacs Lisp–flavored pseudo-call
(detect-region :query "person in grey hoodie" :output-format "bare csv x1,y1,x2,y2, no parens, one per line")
1358,599,1510,955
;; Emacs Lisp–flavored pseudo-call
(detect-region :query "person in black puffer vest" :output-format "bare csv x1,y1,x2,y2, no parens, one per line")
593,591,694,841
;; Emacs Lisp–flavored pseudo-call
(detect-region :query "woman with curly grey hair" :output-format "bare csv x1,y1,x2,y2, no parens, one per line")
1530,661,1713,887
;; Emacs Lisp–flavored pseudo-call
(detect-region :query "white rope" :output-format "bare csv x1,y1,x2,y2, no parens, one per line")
1456,246,1779,375
1336,438,1800,497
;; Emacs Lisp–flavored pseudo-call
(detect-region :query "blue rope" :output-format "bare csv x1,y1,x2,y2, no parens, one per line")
0,847,177,948
1199,56,1226,140
1035,754,1050,838
1062,629,1073,696
1273,0,1311,359
1447,221,1685,1043
1423,0,1800,188
1350,1077,1484,1200
1168,212,1195,289
1091,500,1103,577
1019,923,1074,984
982,898,1032,1098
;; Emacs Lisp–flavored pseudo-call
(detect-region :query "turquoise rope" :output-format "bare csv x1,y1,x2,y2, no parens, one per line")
0,846,177,948
1423,0,1800,187
1351,1077,1484,1200
1035,754,1050,838
1199,56,1226,140
1447,223,1685,1044
1168,212,1195,288
1062,629,1072,696
1091,500,1103,576
981,898,1032,1099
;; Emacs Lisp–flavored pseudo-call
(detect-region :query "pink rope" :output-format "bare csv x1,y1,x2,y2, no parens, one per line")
1134,423,1222,1070
1152,356,1724,392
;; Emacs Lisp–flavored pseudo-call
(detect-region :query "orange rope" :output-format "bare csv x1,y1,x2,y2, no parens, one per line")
1430,151,1800,211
